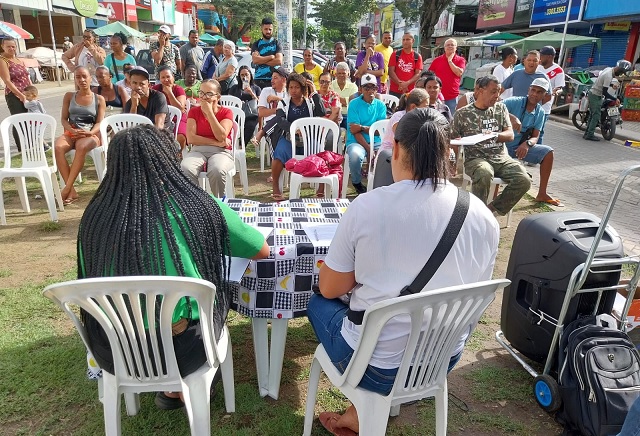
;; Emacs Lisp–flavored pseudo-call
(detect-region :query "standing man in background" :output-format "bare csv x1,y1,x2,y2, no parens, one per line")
388,33,423,98
180,30,205,80
150,25,182,77
428,38,466,114
202,39,224,80
374,31,393,94
493,47,517,100
251,17,283,89
536,46,565,144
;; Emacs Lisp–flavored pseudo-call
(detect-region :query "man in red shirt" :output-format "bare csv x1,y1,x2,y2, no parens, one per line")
388,33,423,98
429,38,466,114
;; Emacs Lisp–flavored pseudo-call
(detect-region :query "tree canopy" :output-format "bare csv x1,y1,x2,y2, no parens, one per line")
310,0,377,49
207,0,274,42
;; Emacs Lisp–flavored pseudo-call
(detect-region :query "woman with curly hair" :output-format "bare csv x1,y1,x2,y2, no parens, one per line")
78,125,269,409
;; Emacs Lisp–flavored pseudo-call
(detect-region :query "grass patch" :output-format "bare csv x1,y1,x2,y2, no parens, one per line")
523,193,555,213
38,221,63,232
0,269,11,278
463,364,532,403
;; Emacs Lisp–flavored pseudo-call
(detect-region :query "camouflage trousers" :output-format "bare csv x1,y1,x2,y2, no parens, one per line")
464,155,531,215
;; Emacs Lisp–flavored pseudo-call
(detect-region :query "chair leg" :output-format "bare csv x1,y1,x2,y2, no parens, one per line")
303,356,323,436
39,172,59,222
341,155,350,198
435,381,448,436
93,150,106,182
182,375,212,436
51,172,65,211
124,393,140,416
353,396,391,436
101,375,122,436
288,175,300,200
15,177,30,212
225,173,235,199
0,180,6,225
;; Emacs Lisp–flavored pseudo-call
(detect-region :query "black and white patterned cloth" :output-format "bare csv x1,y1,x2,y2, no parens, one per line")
225,198,350,319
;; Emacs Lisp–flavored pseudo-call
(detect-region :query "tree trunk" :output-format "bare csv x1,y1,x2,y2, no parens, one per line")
419,0,454,59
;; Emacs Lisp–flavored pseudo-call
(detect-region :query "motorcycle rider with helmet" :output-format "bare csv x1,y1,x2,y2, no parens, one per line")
583,59,631,141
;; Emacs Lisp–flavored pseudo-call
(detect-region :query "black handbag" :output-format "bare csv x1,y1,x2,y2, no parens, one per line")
242,98,259,119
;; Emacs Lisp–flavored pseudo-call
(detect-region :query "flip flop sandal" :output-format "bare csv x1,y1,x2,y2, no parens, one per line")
63,197,79,205
538,198,565,207
271,193,285,202
318,412,358,436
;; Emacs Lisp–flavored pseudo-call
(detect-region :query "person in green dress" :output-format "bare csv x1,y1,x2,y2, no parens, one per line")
78,125,269,409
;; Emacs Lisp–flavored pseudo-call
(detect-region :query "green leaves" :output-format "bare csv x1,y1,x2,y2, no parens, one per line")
310,0,377,49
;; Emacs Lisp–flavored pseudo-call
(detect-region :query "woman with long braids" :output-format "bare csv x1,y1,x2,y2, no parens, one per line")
78,125,269,409
308,108,499,435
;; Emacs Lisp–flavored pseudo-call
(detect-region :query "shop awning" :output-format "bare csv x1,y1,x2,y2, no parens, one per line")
498,30,601,52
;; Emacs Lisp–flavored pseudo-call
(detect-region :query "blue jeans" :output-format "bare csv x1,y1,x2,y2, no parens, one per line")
307,294,462,396
273,136,303,164
444,98,457,115
619,395,640,435
346,142,379,185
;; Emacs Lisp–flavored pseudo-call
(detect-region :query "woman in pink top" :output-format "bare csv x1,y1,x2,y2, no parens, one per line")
152,65,188,150
0,38,31,151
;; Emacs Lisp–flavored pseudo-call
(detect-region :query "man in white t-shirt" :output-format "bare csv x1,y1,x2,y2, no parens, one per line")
257,67,288,124
307,108,499,435
494,47,517,100
536,46,565,145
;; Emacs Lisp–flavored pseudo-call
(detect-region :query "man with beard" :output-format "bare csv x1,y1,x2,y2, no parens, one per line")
251,18,283,89
124,67,170,130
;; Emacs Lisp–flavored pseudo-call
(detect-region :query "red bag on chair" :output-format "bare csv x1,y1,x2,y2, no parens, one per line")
285,155,329,177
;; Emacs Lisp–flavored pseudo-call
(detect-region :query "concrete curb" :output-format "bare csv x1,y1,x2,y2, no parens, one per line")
549,114,640,143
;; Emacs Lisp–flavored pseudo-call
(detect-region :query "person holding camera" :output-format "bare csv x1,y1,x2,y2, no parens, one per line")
62,29,106,87
150,25,182,76
502,78,560,206
228,65,261,147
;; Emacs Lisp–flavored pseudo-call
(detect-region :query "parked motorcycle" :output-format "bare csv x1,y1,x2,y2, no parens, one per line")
572,90,623,141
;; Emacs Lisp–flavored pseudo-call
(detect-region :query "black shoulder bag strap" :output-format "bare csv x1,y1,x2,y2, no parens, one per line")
346,188,470,325
111,53,120,81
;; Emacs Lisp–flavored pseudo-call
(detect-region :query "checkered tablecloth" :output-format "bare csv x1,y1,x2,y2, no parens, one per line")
225,198,351,319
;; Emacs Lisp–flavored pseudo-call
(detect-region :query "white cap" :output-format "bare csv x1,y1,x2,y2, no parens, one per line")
361,73,377,87
158,25,171,34
530,77,550,92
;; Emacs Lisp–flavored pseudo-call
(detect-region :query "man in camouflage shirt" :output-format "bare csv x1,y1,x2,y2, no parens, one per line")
451,75,530,216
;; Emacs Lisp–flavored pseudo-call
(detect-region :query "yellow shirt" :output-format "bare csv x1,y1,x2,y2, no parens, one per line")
330,79,359,115
375,43,394,84
294,62,324,88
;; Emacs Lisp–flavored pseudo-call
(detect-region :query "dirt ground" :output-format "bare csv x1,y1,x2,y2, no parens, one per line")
0,171,563,435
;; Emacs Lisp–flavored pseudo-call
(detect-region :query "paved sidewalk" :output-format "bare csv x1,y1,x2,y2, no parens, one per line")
551,113,640,143
534,120,640,255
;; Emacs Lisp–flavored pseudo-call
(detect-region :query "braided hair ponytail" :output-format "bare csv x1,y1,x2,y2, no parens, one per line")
78,125,231,331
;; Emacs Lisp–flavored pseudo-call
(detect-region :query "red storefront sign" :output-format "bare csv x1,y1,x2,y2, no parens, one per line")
102,0,137,21
477,0,517,29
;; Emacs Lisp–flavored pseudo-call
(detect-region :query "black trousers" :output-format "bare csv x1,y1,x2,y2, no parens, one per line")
5,92,28,151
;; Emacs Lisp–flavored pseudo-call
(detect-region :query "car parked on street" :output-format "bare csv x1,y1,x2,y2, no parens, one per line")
135,49,157,84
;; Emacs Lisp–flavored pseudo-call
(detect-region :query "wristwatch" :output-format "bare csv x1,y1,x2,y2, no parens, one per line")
526,139,534,148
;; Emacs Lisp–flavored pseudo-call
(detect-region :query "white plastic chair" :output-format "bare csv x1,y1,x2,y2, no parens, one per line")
458,146,513,227
341,119,388,198
167,106,183,140
0,114,64,225
219,95,242,109
99,114,154,173
303,279,509,436
228,106,249,195
63,147,106,184
198,121,239,198
366,119,389,192
43,276,236,436
379,94,399,109
286,118,340,199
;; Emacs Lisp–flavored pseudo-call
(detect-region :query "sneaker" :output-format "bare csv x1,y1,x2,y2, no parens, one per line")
352,182,366,194
583,135,601,141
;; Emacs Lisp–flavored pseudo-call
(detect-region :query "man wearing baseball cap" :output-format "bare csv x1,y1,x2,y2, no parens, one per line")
124,67,171,130
345,73,387,194
150,25,182,76
503,78,562,207
536,46,565,145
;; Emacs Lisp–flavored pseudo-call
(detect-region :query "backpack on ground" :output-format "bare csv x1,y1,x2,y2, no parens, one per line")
555,315,640,436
